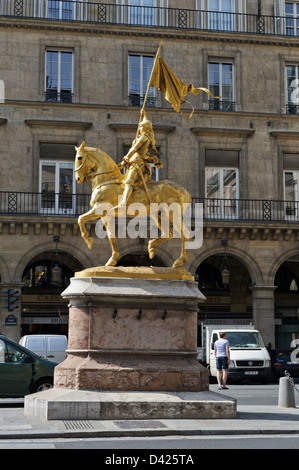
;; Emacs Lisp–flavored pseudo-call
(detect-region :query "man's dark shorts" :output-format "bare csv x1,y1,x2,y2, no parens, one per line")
216,357,228,370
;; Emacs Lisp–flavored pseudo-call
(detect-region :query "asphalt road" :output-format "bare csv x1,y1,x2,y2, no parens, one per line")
0,434,299,450
209,382,299,406
1,383,299,450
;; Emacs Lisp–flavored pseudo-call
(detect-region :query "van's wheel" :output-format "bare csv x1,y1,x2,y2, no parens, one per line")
32,378,53,393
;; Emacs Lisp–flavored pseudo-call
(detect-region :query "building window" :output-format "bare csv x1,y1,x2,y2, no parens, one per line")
283,153,299,219
205,150,239,219
285,2,299,36
208,0,234,31
39,143,76,215
45,50,73,103
129,0,156,26
284,170,299,219
208,61,235,111
286,65,299,114
48,1,74,20
128,54,155,107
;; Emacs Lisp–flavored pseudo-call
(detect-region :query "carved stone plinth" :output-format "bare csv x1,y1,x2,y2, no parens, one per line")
54,267,208,392
24,267,237,420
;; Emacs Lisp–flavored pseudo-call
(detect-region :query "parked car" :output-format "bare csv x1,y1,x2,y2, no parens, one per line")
19,334,67,363
271,349,299,381
0,334,57,397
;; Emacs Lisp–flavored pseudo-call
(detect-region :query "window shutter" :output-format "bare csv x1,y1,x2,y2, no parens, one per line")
284,154,299,171
205,150,239,167
274,0,284,34
195,0,206,29
40,143,76,161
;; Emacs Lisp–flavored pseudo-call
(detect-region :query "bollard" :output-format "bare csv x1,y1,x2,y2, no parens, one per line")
278,376,295,408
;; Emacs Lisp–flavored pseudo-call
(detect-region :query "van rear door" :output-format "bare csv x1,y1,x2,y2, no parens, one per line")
46,336,67,363
209,332,219,377
26,336,45,359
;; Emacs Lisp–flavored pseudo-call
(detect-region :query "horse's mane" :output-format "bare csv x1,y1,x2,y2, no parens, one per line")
84,146,119,168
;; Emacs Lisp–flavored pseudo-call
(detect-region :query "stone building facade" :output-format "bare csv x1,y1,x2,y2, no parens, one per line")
0,0,299,350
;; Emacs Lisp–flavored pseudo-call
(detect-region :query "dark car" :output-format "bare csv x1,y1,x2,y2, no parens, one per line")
271,348,299,382
0,334,57,397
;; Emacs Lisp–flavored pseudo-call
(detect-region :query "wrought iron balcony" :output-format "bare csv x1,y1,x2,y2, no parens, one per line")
1,192,299,223
44,89,74,103
1,0,298,37
128,93,156,108
209,99,235,112
0,191,91,217
192,198,299,222
286,102,299,115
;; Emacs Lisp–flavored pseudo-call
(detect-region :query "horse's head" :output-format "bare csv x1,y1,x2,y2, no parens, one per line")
75,141,94,184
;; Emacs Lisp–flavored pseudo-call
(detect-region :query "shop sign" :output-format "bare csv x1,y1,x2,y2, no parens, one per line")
22,317,68,324
205,296,230,304
5,314,18,326
202,319,253,325
22,294,66,303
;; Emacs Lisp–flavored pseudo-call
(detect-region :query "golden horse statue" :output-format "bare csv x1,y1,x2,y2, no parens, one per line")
75,141,192,268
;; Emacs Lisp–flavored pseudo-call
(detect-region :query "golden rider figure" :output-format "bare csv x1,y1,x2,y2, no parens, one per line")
114,110,162,210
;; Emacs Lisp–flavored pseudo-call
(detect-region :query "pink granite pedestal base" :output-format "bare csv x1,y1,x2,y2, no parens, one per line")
54,272,209,392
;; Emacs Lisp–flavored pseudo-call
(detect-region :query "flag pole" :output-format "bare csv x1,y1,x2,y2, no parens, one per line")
136,40,162,135
141,39,162,113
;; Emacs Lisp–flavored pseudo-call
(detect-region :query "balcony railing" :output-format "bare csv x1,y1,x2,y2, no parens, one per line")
128,93,156,108
44,89,74,103
1,192,299,223
192,198,299,222
286,102,299,115
209,99,235,112
1,0,299,37
0,191,91,217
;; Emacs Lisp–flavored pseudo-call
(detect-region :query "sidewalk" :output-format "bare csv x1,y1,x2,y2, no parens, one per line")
1,390,299,439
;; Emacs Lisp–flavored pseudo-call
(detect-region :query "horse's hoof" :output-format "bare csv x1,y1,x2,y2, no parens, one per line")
148,248,156,259
105,258,117,267
86,237,94,250
172,259,183,268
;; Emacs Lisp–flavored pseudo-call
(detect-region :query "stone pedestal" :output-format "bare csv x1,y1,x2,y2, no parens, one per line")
54,267,208,392
24,267,237,420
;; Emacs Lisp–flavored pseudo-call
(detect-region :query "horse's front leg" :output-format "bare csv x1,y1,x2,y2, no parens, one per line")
172,218,189,268
78,209,97,250
102,215,119,266
105,237,119,266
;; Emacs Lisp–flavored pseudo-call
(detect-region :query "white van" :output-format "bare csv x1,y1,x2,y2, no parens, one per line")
19,335,67,363
197,322,272,383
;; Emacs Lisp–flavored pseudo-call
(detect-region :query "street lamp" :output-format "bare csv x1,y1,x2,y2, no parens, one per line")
51,236,62,284
221,240,230,287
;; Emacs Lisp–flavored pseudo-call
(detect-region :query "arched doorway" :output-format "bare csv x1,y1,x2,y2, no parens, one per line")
196,254,252,320
274,258,299,349
195,253,253,353
21,251,83,336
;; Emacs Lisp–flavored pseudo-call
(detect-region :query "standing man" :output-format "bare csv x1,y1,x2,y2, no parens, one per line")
214,332,230,390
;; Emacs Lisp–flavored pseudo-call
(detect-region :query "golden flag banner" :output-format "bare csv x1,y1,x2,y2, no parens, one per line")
149,56,219,119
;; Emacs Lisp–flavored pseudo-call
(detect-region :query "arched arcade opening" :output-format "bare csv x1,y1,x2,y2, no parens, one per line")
274,257,299,349
20,250,84,337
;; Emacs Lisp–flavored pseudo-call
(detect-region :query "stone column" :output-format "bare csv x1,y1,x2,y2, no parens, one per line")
251,285,276,347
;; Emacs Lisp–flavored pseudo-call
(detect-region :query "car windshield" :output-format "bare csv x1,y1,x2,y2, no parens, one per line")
226,331,264,348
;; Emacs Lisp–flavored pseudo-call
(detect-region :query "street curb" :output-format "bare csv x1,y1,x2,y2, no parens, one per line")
1,426,299,440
